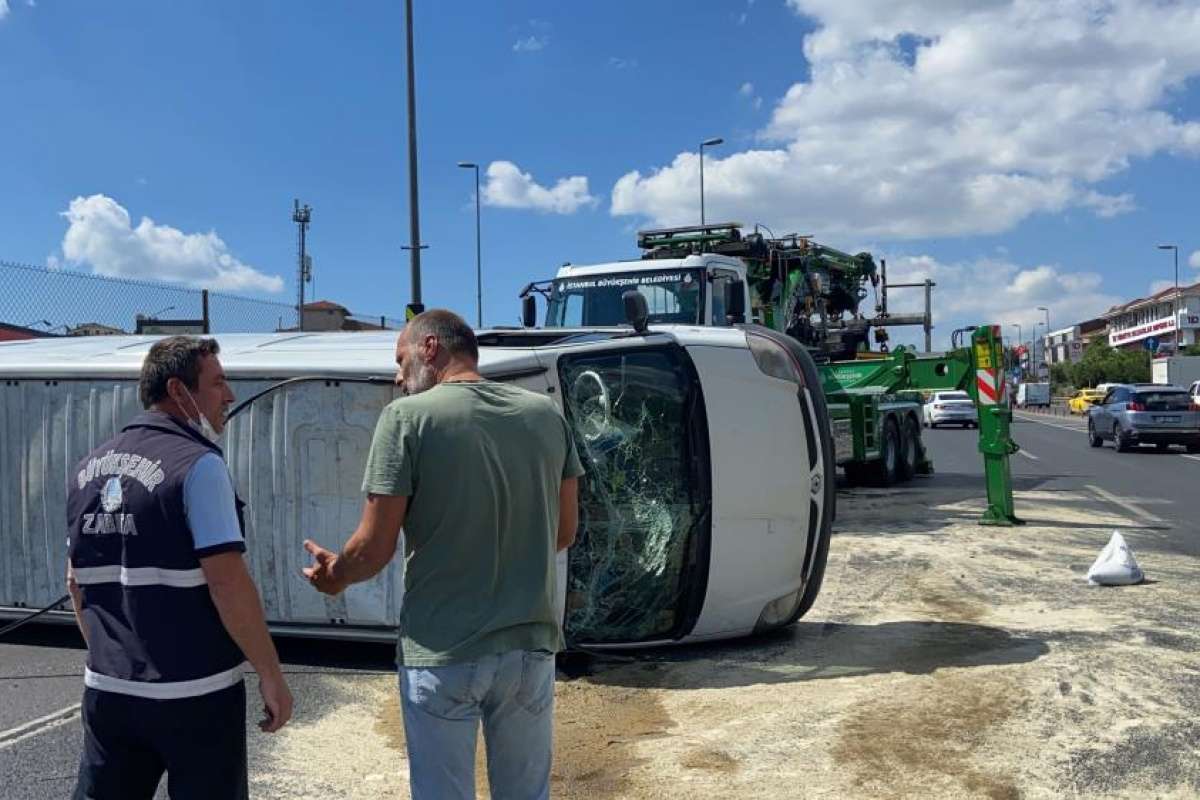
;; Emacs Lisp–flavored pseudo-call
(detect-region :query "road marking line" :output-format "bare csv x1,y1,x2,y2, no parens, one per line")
0,703,81,751
1085,484,1165,525
1181,455,1200,462
1012,413,1088,434
1017,449,1040,460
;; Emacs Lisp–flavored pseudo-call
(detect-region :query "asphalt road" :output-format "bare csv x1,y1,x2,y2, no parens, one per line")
2,413,1197,798
927,410,1200,559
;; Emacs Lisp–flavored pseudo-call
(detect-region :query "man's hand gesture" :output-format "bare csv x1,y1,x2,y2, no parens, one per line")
302,540,348,595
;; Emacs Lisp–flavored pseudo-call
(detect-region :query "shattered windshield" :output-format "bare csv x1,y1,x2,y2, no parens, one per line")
558,346,711,644
546,268,704,327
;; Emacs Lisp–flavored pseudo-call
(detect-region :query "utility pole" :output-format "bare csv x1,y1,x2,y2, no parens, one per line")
458,162,483,328
924,278,934,352
401,0,425,316
1038,306,1050,376
699,137,723,228
1158,244,1179,345
292,199,312,331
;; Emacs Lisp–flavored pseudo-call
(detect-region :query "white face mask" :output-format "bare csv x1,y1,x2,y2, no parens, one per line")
181,385,222,445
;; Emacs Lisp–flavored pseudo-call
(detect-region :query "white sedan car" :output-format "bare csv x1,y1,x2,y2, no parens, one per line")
923,390,979,428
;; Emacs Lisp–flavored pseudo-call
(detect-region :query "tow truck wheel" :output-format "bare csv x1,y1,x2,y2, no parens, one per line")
872,419,901,486
898,415,920,482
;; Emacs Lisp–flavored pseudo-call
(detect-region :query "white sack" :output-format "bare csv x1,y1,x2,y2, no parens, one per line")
1086,531,1144,586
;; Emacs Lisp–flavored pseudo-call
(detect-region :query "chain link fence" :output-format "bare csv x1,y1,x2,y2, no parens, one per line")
0,260,401,337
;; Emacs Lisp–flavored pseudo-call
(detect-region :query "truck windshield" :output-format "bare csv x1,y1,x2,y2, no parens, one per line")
546,269,704,327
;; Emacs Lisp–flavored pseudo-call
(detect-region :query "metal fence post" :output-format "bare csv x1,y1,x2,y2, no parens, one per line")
202,290,210,333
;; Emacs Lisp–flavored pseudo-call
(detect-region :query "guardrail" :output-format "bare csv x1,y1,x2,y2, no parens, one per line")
1015,396,1076,417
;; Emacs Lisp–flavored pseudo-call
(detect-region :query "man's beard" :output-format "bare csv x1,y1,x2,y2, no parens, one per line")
402,359,437,395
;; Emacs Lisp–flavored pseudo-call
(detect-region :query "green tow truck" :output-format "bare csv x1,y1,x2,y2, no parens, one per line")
521,222,1022,525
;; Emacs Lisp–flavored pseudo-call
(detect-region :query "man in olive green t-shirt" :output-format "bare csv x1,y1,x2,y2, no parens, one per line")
302,309,584,800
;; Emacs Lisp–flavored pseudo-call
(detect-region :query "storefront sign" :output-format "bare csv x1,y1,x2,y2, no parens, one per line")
1110,316,1176,346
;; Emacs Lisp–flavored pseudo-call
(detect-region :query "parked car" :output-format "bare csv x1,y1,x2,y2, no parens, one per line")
1068,388,1106,415
923,390,978,428
1087,384,1200,452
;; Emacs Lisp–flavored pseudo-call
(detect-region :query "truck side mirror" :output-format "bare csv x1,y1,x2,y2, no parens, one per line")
726,282,746,324
521,295,537,328
622,290,649,334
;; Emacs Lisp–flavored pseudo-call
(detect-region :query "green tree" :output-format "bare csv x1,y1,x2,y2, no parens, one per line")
1068,340,1151,387
1049,363,1072,392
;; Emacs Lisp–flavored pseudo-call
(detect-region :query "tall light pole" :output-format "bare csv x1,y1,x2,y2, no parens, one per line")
1158,244,1179,341
1038,306,1050,375
458,161,483,328
1010,323,1022,376
699,137,723,228
402,0,425,313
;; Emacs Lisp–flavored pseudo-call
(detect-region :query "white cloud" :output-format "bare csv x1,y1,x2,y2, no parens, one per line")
513,35,548,53
482,161,597,214
740,81,764,110
0,1,9,20
611,1,1200,239
60,194,284,294
1149,279,1175,296
880,253,1119,348
1190,250,1200,270
608,56,638,70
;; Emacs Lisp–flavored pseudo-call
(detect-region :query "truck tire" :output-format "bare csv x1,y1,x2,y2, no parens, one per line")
1087,419,1103,448
898,414,920,482
872,419,901,486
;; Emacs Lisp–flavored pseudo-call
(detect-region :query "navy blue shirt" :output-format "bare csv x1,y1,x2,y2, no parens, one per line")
67,411,248,699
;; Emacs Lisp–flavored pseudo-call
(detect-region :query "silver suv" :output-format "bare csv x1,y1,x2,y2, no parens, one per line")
1087,384,1200,453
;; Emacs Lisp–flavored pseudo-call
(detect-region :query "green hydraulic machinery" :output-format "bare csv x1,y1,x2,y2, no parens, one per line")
816,324,1023,526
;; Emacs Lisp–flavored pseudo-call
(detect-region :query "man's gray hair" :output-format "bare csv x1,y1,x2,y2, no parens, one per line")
406,309,478,362
139,336,221,409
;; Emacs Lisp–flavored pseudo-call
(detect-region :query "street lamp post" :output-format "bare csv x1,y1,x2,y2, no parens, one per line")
458,162,483,328
1010,323,1022,376
402,0,425,312
1037,306,1050,376
1158,244,1179,345
699,137,723,227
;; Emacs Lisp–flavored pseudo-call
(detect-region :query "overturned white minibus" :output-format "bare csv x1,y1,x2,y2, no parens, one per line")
0,325,833,647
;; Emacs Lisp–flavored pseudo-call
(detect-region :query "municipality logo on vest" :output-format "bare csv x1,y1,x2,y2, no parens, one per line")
101,477,123,512
83,477,138,536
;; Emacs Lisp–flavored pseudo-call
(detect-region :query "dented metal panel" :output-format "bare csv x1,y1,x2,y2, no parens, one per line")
0,377,404,629
1,380,142,610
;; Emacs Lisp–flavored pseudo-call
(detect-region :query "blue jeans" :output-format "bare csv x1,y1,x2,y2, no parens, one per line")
399,649,555,800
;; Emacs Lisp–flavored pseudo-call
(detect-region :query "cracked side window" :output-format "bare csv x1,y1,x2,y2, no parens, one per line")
558,346,709,644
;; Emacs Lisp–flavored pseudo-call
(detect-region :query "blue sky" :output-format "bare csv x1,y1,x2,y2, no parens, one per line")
2,0,1199,348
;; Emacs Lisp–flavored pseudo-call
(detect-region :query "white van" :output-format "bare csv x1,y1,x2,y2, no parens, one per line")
0,326,832,647
1016,382,1051,408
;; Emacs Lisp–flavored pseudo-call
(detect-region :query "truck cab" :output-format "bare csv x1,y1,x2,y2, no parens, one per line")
527,254,752,329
